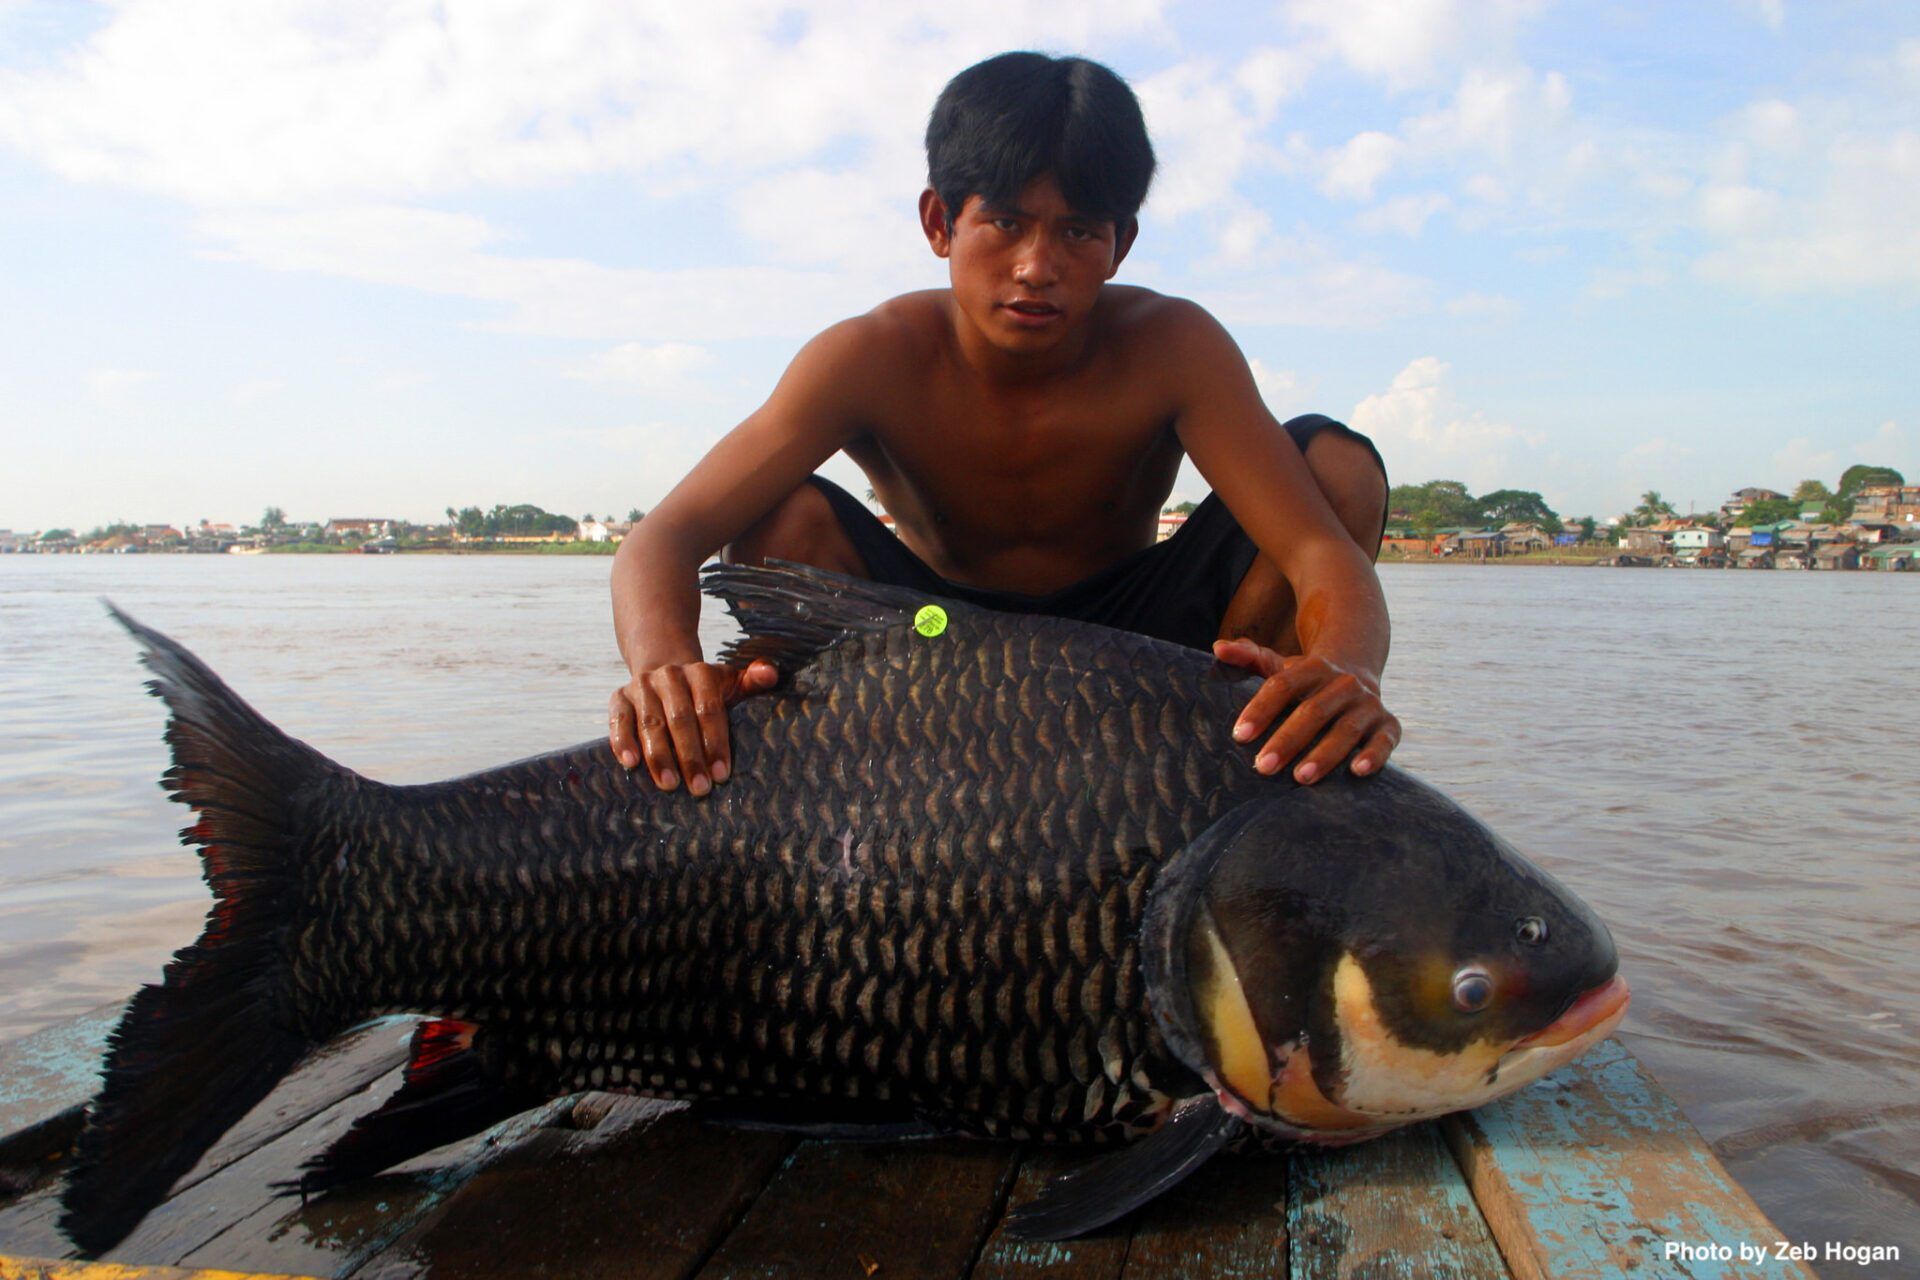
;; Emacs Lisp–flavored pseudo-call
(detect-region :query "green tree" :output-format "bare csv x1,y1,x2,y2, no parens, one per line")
1477,488,1562,534
627,507,645,522
1164,500,1199,515
40,528,73,542
1738,497,1798,525
261,506,286,531
1791,479,1833,505
1389,479,1481,536
1579,516,1597,542
455,506,487,537
1838,464,1903,499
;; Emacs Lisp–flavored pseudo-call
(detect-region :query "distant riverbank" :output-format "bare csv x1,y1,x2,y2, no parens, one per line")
265,541,619,555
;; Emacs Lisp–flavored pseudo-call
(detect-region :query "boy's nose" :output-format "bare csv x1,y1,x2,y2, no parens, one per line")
1014,241,1061,288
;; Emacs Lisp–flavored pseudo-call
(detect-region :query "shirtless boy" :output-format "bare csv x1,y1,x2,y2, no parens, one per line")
607,51,1399,797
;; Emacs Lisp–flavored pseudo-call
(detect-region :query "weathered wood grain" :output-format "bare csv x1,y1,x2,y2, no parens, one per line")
1442,1038,1815,1280
166,1098,572,1279
693,1137,1020,1280
347,1098,794,1280
1289,1124,1504,1280
0,1004,122,1183
971,1148,1129,1280
1,1257,322,1279
1118,1151,1288,1279
0,1187,74,1260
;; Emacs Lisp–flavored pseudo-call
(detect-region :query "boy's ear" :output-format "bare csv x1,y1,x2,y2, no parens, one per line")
920,188,954,258
1108,217,1140,278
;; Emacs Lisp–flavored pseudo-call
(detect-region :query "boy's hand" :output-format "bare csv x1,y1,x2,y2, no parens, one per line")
1212,638,1401,784
608,659,780,796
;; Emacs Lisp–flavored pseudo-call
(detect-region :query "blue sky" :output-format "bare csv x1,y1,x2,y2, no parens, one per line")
2,0,1916,532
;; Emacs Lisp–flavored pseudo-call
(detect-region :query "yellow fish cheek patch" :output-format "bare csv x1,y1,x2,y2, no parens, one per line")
1326,953,1508,1120
1192,908,1271,1110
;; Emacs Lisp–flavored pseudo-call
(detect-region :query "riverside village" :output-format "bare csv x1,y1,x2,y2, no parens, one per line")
5,468,1917,573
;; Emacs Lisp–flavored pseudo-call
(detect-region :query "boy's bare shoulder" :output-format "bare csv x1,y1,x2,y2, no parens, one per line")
1101,285,1230,340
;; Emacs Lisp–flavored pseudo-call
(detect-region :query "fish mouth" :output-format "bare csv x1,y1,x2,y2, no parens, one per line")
1511,974,1631,1052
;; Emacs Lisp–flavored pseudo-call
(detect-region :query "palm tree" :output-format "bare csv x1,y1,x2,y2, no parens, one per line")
1631,490,1675,526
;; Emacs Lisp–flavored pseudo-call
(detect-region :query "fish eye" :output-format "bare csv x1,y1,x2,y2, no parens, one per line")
1515,916,1548,946
1451,968,1495,1013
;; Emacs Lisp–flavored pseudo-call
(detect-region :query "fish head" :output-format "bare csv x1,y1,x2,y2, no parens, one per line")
1143,770,1626,1140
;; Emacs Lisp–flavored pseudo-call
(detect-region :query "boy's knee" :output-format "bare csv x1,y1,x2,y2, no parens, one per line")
724,483,866,576
1299,426,1388,554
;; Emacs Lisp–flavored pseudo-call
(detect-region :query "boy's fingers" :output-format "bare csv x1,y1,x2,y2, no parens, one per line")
651,669,713,797
685,664,732,785
1255,682,1356,776
1294,714,1370,785
1233,671,1298,742
607,689,640,770
1351,719,1402,777
633,681,679,791
736,659,780,695
1213,637,1282,677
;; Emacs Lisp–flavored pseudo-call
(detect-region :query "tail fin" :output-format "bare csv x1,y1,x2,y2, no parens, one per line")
61,605,342,1254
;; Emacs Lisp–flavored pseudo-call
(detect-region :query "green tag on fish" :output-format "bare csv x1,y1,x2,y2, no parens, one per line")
913,605,948,638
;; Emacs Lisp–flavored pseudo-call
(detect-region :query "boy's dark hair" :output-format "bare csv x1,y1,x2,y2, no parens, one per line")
926,52,1155,227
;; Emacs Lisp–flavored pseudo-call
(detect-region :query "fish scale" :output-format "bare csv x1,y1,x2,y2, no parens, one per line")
273,604,1256,1146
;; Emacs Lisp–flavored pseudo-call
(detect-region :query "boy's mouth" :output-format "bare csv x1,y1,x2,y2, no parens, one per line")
1001,298,1063,325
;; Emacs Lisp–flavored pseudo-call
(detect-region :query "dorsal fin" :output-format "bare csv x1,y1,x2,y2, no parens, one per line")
700,562,960,675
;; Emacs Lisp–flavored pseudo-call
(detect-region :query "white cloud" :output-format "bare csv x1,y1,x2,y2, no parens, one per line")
1248,359,1301,414
1404,67,1571,163
1692,130,1920,293
1737,0,1787,32
196,204,875,342
1283,0,1544,91
1348,356,1543,488
566,342,716,391
1319,130,1402,201
0,3,1168,209
1356,192,1450,236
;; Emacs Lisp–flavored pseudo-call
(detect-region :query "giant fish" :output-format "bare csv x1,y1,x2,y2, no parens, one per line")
63,564,1628,1252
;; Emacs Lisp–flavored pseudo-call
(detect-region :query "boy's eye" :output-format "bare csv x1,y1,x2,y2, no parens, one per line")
992,217,1019,232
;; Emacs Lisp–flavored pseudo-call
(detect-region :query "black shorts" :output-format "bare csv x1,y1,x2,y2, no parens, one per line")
806,414,1386,653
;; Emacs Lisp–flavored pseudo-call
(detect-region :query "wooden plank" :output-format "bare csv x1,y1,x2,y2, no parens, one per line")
1288,1124,1505,1280
1117,1151,1287,1280
2,1256,321,1280
970,1148,1128,1280
0,1188,75,1261
0,1006,122,1157
163,1097,572,1278
348,1099,794,1280
694,1137,1020,1280
1442,1039,1817,1280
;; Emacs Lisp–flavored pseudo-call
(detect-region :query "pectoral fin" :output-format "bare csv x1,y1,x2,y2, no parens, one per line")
1002,1094,1245,1241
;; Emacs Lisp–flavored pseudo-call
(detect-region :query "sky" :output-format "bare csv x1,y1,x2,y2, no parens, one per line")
2,0,1916,533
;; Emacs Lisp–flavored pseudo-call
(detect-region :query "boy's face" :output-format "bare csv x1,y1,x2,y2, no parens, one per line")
920,173,1137,356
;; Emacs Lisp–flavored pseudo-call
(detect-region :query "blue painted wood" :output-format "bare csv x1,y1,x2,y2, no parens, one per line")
1442,1038,1816,1280
0,1004,121,1148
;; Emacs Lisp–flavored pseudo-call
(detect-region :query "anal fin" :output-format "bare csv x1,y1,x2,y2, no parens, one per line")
283,1019,541,1196
1003,1094,1244,1241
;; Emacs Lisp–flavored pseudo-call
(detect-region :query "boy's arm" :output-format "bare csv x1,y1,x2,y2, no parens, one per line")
608,319,875,794
1163,303,1400,783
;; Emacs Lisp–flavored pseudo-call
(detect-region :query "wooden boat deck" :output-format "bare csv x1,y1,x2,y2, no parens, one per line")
0,1005,1811,1279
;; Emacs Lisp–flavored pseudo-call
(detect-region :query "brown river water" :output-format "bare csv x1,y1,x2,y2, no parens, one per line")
1,554,1914,1269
